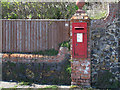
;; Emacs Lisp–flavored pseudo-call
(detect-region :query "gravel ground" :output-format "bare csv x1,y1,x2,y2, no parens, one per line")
0,81,71,89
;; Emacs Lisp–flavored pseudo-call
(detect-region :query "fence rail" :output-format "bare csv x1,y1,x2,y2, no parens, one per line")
2,19,70,53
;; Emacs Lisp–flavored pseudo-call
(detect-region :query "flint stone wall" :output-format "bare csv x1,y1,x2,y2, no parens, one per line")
90,3,120,88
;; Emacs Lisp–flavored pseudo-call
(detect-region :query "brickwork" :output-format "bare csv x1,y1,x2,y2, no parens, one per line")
2,47,68,63
70,8,91,87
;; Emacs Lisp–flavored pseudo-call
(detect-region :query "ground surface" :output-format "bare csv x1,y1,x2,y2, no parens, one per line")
0,81,71,89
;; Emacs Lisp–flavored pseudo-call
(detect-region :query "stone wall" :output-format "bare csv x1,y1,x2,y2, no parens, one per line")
90,2,120,88
2,47,71,85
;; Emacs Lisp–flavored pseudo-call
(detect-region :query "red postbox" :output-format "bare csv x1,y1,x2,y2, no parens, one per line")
72,22,87,58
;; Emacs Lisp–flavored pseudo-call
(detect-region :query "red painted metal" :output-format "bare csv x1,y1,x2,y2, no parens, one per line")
72,22,87,58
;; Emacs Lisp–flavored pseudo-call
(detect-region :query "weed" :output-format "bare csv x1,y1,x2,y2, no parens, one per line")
59,41,70,50
69,59,73,62
66,64,71,74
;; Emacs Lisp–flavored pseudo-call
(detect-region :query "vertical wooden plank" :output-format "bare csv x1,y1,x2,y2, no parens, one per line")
13,20,16,52
37,21,39,52
34,21,36,52
57,22,60,49
42,21,46,50
47,21,50,50
4,20,6,52
14,20,16,52
49,21,52,49
52,21,55,49
2,20,3,52
44,21,46,50
20,20,23,52
60,21,63,44
28,21,30,52
14,20,17,52
19,20,22,52
55,21,58,50
25,20,28,52
21,20,23,52
22,20,25,52
30,21,33,52
9,20,10,52
35,21,37,52
39,21,42,51
51,22,53,49
46,21,48,49
58,21,61,45
2,20,5,52
53,22,55,49
54,21,57,50
6,20,8,52
30,21,32,52
7,20,9,52
12,20,14,52
17,20,20,52
11,20,13,52
32,21,34,52
32,21,33,52
41,21,44,50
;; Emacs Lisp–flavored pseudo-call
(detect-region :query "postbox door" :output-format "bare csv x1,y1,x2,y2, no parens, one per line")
72,23,87,58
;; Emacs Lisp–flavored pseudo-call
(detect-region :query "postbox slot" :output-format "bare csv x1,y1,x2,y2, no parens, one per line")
75,27,84,30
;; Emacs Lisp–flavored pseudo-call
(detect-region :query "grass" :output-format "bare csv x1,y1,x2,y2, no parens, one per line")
18,81,32,86
70,85,79,88
44,85,59,89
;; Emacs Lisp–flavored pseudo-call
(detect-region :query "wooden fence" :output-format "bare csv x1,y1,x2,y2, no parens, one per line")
2,19,70,53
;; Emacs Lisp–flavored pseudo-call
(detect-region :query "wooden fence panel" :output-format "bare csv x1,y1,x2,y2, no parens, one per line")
2,20,70,53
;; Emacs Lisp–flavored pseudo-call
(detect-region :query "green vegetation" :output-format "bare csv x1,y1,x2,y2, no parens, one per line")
70,85,79,88
69,59,74,62
1,2,108,19
59,41,70,50
66,64,71,74
33,49,58,56
18,81,32,85
90,11,107,19
44,85,58,89
2,2,76,19
94,70,120,88
5,49,58,56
